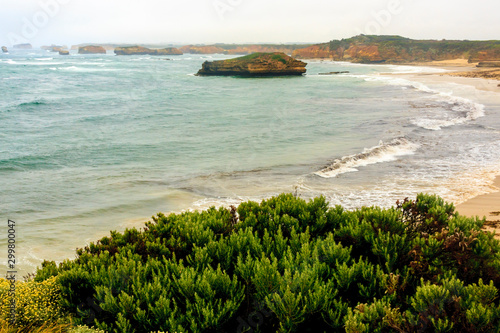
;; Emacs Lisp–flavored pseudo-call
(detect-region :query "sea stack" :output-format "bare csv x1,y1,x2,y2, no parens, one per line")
13,43,32,49
1,46,7,53
41,45,67,52
59,50,70,56
114,46,183,55
196,52,307,76
78,45,106,54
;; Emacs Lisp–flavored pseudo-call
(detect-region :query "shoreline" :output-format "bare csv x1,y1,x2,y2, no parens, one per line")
456,176,500,238
395,60,500,235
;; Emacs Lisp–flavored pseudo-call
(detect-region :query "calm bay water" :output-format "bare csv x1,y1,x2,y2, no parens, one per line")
1,50,500,274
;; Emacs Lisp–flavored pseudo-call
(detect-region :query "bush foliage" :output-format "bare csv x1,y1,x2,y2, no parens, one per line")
0,276,65,327
33,193,500,332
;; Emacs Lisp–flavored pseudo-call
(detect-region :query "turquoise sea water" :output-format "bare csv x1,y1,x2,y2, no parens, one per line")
1,50,500,274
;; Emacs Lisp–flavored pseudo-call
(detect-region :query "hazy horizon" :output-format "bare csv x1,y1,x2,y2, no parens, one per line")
1,0,499,47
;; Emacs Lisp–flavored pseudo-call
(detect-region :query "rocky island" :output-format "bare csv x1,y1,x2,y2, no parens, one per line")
1,46,7,53
78,45,106,54
114,46,182,56
13,43,32,49
196,52,307,76
41,44,67,52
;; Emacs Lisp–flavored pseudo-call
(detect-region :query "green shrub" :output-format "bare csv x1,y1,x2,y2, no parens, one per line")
69,326,106,333
34,193,500,332
0,276,66,327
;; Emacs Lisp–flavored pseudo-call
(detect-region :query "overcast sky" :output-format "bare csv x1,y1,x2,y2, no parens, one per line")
1,0,498,47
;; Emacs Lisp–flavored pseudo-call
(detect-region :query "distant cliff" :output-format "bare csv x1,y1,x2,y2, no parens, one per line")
292,35,500,63
114,46,183,56
197,52,306,76
180,45,225,54
181,44,311,55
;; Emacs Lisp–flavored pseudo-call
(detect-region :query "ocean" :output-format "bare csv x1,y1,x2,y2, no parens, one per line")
1,50,500,275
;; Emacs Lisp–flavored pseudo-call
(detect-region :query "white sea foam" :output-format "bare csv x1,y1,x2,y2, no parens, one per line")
355,75,486,130
315,138,419,178
57,66,119,72
411,96,485,130
382,65,448,74
5,59,64,66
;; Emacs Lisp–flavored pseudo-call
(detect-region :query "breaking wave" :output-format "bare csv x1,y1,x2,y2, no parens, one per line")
315,138,419,178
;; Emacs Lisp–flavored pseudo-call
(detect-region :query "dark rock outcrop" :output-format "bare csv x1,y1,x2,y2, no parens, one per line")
114,46,182,56
1,46,7,53
59,50,69,56
197,52,307,76
13,43,32,49
477,61,500,68
78,45,106,54
318,71,349,75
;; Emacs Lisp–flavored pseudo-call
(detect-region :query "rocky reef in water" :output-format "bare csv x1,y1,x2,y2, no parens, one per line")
1,46,7,53
78,45,106,54
114,46,183,56
292,35,500,64
197,52,306,76
58,50,69,56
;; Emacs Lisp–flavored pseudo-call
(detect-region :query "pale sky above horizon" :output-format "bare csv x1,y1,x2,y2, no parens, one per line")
0,0,498,47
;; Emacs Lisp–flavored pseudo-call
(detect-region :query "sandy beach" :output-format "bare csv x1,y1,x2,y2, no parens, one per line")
403,59,500,235
456,176,500,236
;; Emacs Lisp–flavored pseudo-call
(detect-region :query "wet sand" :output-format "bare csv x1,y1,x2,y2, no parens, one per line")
392,59,500,235
456,176,500,237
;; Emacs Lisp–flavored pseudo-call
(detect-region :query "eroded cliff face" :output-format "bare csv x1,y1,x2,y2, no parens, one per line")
292,35,500,64
78,45,106,54
181,44,311,55
114,46,183,55
179,45,225,54
291,45,331,59
197,52,306,76
223,45,300,55
469,49,500,63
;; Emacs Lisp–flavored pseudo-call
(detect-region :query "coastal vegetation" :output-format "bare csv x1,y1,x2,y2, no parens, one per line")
292,34,500,63
2,193,500,332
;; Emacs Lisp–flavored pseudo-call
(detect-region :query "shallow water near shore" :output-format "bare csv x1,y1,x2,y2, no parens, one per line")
1,50,500,275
